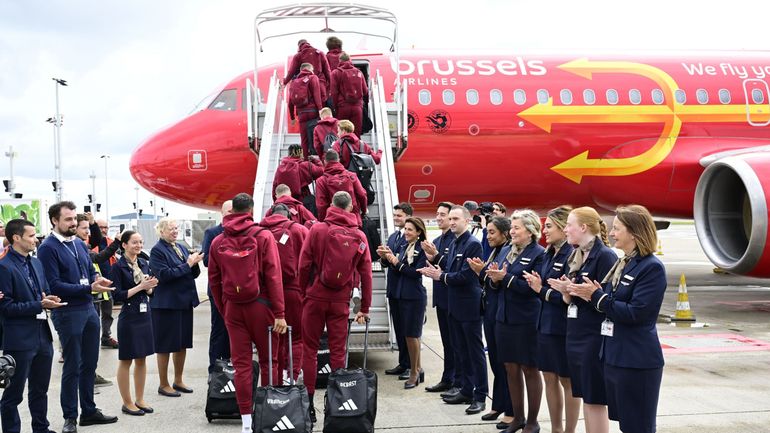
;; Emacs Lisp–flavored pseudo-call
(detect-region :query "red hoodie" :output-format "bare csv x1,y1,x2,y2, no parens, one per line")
313,116,339,157
265,195,317,228
332,132,382,169
331,60,369,108
259,214,309,292
272,155,323,200
298,206,372,312
288,69,323,122
315,161,368,225
284,42,331,97
208,213,285,318
326,48,342,72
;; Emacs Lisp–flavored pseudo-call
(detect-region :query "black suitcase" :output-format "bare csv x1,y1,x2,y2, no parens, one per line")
205,359,259,422
315,331,331,389
253,326,312,433
323,320,377,433
362,216,381,262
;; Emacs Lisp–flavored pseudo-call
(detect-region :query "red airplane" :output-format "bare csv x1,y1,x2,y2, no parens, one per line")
130,51,770,277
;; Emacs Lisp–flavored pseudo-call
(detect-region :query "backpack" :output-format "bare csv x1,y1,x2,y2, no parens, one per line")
274,159,302,198
341,68,362,103
322,132,338,154
327,171,356,204
343,138,375,190
319,223,366,289
269,220,299,283
291,76,311,107
215,225,265,303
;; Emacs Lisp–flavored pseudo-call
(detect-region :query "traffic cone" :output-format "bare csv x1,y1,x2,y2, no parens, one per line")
656,239,664,255
672,273,696,322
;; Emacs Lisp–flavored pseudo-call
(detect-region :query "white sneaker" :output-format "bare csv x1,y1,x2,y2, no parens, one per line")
352,287,362,314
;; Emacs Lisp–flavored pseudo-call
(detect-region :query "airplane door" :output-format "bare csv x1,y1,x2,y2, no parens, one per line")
743,79,770,126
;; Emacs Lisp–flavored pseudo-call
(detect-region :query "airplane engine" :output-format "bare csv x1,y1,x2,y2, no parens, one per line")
694,153,770,277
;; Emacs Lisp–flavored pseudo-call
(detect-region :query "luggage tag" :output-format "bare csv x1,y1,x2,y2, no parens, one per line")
279,233,289,245
567,304,578,319
601,319,614,337
36,310,47,320
80,277,89,285
139,303,148,313
289,207,298,215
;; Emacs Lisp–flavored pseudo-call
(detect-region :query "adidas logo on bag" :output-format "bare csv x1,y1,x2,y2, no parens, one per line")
272,415,296,431
219,380,235,394
338,399,358,411
318,363,331,374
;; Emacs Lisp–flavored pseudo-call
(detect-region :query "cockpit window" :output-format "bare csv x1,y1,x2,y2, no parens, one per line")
208,89,238,111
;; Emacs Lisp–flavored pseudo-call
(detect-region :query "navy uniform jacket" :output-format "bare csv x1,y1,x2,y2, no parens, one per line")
0,249,54,351
37,235,98,311
430,230,455,309
494,242,545,325
111,256,153,314
440,230,483,322
567,239,616,336
478,245,506,320
388,242,427,301
537,242,574,335
201,224,224,267
592,254,667,369
149,240,201,310
383,230,406,299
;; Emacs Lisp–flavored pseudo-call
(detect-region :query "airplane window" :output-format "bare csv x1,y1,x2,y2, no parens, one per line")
443,89,455,105
208,89,237,111
583,89,596,105
466,89,480,105
606,89,619,105
560,89,573,105
514,89,527,105
718,89,731,104
696,88,709,104
629,89,642,105
652,89,664,105
490,89,503,106
419,89,431,105
752,88,766,104
537,89,549,104
675,89,686,104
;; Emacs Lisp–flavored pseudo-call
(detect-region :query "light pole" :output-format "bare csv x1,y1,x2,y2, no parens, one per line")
4,146,16,197
100,154,110,221
52,77,67,202
134,185,140,222
89,171,96,210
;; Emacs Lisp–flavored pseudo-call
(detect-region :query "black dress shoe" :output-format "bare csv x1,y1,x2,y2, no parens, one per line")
440,387,461,398
135,403,154,413
503,421,527,433
404,377,420,389
172,383,193,393
425,381,452,393
465,401,486,415
442,393,472,405
121,405,145,416
158,387,181,397
481,411,501,421
497,420,512,429
79,409,118,426
62,419,77,433
384,365,407,375
398,369,424,382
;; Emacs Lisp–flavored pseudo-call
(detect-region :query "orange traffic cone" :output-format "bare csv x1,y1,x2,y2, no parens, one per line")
672,273,695,322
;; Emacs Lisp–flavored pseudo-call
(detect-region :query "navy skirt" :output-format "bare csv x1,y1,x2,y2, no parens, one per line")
117,305,155,361
566,331,606,404
151,308,193,353
605,364,663,433
399,298,426,338
495,322,538,367
537,333,570,377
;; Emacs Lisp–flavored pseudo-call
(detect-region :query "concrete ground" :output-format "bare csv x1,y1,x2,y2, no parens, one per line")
10,223,770,432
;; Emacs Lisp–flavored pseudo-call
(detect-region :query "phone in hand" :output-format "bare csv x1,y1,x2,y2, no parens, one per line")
84,205,91,213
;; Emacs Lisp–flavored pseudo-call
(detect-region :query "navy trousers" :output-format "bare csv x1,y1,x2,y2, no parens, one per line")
207,288,231,374
483,314,513,415
436,306,459,385
51,308,100,419
388,298,410,369
0,324,53,433
450,316,489,403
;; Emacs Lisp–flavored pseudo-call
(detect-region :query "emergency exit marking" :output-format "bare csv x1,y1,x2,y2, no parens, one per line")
188,150,207,171
410,184,435,204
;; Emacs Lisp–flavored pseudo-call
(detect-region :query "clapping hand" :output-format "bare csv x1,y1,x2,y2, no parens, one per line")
140,275,159,293
91,276,114,293
485,262,508,283
41,294,66,309
421,240,438,260
417,262,442,280
522,270,543,293
187,252,204,267
568,278,602,302
467,257,485,275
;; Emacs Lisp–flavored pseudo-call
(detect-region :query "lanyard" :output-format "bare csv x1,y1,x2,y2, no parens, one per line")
62,241,88,278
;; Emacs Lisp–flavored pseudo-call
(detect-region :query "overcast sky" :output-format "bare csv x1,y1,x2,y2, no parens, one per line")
2,0,770,220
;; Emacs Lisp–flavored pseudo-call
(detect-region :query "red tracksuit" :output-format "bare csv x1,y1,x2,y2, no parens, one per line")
284,42,331,101
288,70,324,159
265,195,317,228
315,161,368,226
260,214,309,381
312,117,339,157
298,206,372,396
331,61,369,137
326,48,342,74
332,132,382,169
272,155,323,201
208,213,285,415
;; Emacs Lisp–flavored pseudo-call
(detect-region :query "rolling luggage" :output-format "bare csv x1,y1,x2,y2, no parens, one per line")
323,320,377,433
253,326,312,433
205,358,259,422
362,216,381,262
315,331,331,389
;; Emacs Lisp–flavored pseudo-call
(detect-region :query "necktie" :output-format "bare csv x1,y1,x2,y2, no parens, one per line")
22,259,40,297
172,243,184,260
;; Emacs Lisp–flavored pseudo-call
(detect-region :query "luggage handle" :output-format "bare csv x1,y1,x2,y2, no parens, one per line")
343,318,370,370
267,325,294,387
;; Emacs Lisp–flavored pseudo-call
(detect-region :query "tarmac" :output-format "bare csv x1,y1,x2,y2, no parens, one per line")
10,222,770,432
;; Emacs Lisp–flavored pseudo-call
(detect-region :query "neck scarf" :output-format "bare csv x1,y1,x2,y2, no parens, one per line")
602,250,638,289
548,239,567,256
404,241,417,265
486,244,505,265
126,256,145,285
567,237,596,275
505,239,531,264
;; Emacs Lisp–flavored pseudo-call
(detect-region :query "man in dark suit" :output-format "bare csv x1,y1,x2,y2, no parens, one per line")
0,219,66,433
420,205,488,415
200,200,232,374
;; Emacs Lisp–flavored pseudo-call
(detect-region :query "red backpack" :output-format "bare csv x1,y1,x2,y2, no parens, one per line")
326,171,356,205
319,223,366,289
267,220,299,283
215,225,265,303
341,68,362,103
273,159,302,197
291,75,312,107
